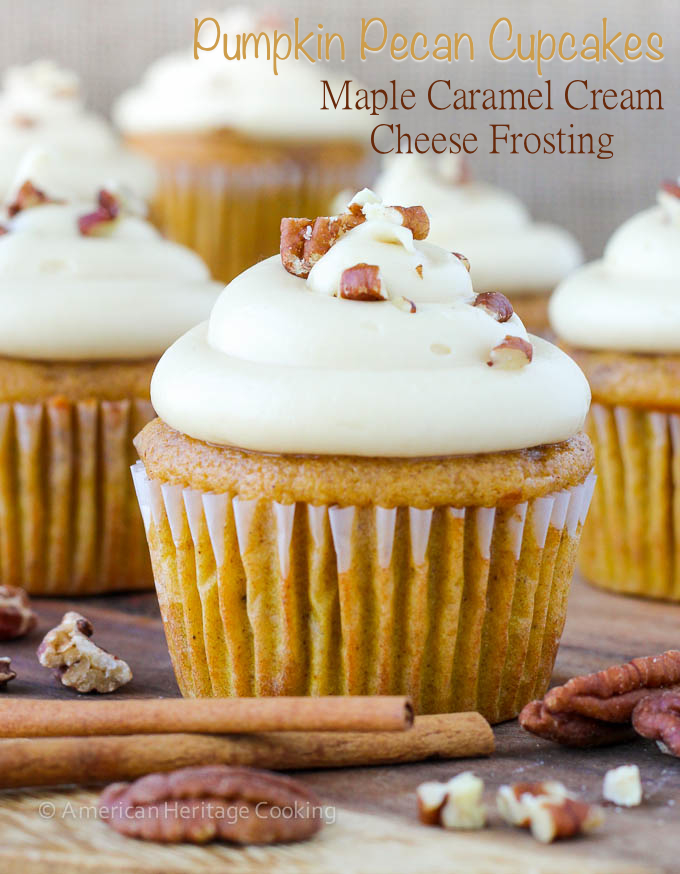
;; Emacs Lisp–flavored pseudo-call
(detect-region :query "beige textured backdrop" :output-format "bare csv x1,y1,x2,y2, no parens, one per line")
2,0,678,256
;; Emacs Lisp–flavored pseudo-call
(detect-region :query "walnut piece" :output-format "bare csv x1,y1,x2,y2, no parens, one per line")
602,765,642,807
339,263,386,302
78,189,120,236
496,781,572,827
487,336,533,369
632,690,680,757
0,656,16,688
37,611,132,693
99,765,324,845
417,772,486,830
0,585,37,640
473,292,514,323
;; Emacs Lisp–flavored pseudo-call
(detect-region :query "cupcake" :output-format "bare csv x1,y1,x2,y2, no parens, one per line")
0,149,220,595
550,182,680,601
113,8,373,285
363,154,582,334
133,190,594,721
0,60,155,202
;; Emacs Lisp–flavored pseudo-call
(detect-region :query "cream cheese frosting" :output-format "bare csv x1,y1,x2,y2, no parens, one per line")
0,60,156,201
0,150,220,362
550,184,680,353
366,155,582,296
113,7,370,141
151,190,590,457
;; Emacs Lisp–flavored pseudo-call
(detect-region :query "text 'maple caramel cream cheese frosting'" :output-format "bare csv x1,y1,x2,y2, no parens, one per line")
0,60,155,201
371,154,583,296
0,149,220,361
550,182,680,352
151,189,591,457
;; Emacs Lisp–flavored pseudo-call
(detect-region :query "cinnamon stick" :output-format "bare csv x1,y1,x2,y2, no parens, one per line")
0,696,412,737
0,713,493,789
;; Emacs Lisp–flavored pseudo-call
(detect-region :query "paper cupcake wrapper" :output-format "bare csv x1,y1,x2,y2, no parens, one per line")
132,462,594,721
0,398,154,596
580,402,680,601
149,156,374,284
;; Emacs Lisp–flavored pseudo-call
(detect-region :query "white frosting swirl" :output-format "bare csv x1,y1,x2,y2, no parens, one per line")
114,8,370,141
550,186,680,352
0,61,156,201
0,150,220,361
369,155,582,296
151,193,590,457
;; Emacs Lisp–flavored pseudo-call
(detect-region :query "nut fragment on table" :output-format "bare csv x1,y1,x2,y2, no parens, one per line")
0,656,16,688
602,765,642,807
632,690,680,757
496,781,572,827
523,795,604,844
100,765,324,845
0,585,37,640
417,772,486,830
37,611,132,693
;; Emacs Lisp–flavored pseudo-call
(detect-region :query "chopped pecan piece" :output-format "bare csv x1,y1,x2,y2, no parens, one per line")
497,781,572,827
7,180,55,217
544,650,680,722
100,766,324,845
632,690,680,757
37,611,132,693
487,336,533,369
519,699,636,748
78,188,120,236
602,765,642,807
524,796,604,844
0,657,16,688
390,205,430,240
393,296,416,313
473,292,513,323
417,772,486,830
0,585,37,640
452,251,470,272
339,263,386,302
415,264,423,278
661,180,680,199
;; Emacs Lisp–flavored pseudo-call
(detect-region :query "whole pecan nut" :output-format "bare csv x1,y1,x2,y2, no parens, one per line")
632,690,680,757
0,585,37,640
99,766,324,845
519,700,635,748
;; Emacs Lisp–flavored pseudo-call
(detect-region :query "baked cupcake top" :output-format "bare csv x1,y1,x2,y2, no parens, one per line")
0,60,155,201
550,182,680,353
368,155,582,296
0,149,220,362
114,8,369,142
151,189,590,457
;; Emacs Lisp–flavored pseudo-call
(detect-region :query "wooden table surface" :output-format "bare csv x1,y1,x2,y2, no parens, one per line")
1,575,678,874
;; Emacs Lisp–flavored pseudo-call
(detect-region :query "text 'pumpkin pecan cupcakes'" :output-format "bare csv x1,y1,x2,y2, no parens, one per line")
114,9,373,285
0,149,220,595
364,154,582,335
133,189,594,722
551,182,680,601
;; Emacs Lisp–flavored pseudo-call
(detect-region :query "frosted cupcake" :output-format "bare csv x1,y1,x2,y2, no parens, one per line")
365,155,582,334
0,60,155,202
114,8,373,284
133,190,594,721
551,182,680,601
0,150,220,595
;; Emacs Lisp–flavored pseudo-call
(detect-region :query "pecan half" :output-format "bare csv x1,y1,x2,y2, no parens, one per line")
473,292,513,323
7,180,56,217
487,336,533,369
632,691,680,757
452,251,470,272
339,263,386,302
78,189,120,236
519,699,635,748
100,766,324,845
0,657,16,688
37,611,132,693
544,651,680,722
280,204,429,279
0,585,37,640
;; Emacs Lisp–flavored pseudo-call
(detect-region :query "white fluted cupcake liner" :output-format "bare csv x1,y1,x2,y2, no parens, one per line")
132,461,594,721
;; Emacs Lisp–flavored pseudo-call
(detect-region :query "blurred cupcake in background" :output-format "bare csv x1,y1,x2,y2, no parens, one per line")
114,7,374,283
0,60,155,202
0,149,220,596
133,189,593,721
551,181,680,601
356,154,582,334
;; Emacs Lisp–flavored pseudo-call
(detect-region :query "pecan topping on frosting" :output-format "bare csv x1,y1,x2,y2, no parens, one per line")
473,292,514,323
452,251,471,272
339,263,386,301
7,180,57,217
661,180,680,199
487,336,533,369
280,203,430,279
78,188,120,237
